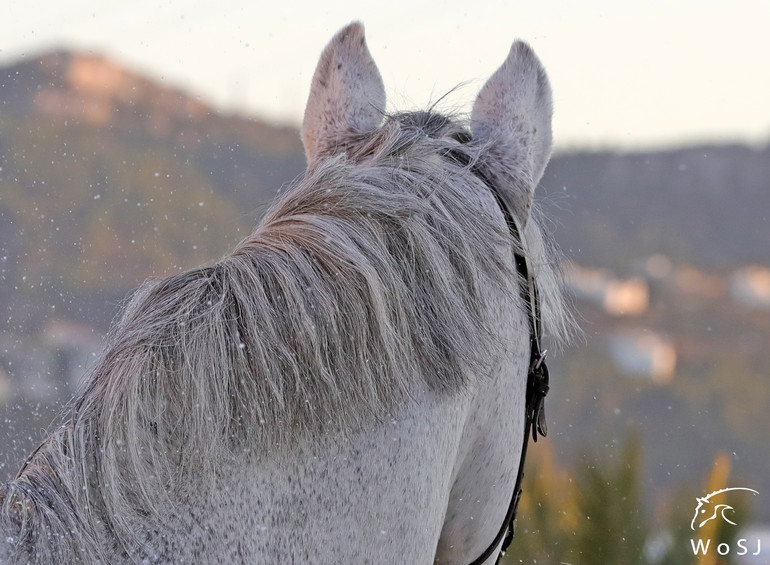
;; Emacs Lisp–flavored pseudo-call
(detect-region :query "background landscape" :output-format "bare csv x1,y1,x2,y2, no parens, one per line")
1,50,768,563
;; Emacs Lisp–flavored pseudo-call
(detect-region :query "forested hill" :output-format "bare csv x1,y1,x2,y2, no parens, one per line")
0,50,306,330
541,144,770,272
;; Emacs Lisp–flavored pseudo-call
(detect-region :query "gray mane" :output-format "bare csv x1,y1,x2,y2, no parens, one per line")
1,111,571,562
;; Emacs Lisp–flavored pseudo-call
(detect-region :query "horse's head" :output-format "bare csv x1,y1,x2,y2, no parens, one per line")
301,21,553,231
690,487,758,530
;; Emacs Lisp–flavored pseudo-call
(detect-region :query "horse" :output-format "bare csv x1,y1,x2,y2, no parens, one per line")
0,22,570,564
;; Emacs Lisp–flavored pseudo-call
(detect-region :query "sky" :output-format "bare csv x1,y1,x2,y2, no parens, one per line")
2,0,769,150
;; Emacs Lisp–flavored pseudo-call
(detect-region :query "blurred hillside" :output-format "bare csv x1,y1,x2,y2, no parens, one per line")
1,50,769,536
0,50,305,330
542,146,770,270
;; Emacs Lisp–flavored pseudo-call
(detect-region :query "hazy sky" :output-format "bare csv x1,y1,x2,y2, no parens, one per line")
3,0,769,149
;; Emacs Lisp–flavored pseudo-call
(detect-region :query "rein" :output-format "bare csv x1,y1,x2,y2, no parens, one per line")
442,144,550,565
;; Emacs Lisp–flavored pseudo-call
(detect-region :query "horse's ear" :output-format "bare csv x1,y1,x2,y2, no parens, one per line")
471,41,553,225
302,22,385,165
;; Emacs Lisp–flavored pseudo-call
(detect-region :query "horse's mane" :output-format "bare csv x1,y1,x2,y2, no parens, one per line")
1,111,572,561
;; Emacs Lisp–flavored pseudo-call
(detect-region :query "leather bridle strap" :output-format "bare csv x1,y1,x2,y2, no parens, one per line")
442,146,550,565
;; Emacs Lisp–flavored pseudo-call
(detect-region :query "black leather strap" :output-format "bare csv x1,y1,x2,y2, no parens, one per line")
442,147,550,565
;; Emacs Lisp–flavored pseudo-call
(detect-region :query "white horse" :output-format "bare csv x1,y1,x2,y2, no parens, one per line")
1,22,569,564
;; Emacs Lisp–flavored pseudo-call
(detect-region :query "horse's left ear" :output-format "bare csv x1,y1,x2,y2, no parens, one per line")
471,41,553,226
302,22,386,165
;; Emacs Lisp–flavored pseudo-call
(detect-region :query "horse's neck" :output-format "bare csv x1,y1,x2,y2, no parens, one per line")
435,275,530,563
181,298,528,565
151,386,472,563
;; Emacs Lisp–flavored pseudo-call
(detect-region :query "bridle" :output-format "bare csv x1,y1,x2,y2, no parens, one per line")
442,140,551,565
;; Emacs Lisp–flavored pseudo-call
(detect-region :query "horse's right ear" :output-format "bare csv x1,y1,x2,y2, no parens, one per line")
471,41,553,226
302,22,385,165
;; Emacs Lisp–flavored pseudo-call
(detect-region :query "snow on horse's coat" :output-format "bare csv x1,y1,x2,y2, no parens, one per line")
1,22,569,564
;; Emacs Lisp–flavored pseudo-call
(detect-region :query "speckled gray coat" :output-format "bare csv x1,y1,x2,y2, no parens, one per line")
0,22,569,564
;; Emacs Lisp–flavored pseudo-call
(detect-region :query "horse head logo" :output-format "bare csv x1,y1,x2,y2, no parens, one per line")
690,487,758,531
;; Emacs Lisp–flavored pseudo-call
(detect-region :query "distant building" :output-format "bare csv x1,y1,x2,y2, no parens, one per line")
567,263,649,316
673,266,726,299
0,366,10,403
607,331,676,383
41,319,102,392
642,254,673,279
730,265,770,309
0,320,101,406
